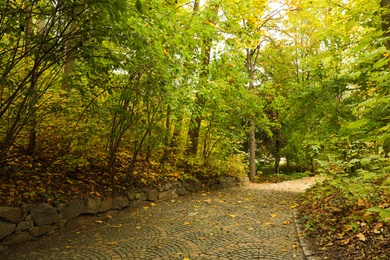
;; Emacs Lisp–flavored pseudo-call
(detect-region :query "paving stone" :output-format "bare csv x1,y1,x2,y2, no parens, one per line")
0,221,16,240
182,180,202,192
100,197,113,213
15,221,30,232
29,225,53,237
147,190,159,202
85,197,101,214
2,231,32,245
0,207,22,223
62,199,85,220
112,195,129,209
30,203,60,226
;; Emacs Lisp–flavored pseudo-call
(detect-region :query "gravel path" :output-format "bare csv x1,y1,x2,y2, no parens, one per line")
0,177,323,260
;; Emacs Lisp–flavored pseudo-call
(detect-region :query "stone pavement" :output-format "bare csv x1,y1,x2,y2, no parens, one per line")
0,185,307,260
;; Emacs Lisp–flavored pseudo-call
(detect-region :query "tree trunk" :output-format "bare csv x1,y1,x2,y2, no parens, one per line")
61,2,78,91
26,5,36,155
249,120,256,180
246,47,259,182
274,139,280,174
161,104,171,163
381,0,390,50
26,6,45,155
186,2,217,156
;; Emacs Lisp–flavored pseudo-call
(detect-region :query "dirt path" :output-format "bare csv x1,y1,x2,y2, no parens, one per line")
247,176,325,193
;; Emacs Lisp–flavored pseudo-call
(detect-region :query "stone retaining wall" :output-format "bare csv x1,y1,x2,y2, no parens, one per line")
0,176,249,248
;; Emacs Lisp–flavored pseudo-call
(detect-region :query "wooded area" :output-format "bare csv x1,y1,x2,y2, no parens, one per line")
0,0,389,257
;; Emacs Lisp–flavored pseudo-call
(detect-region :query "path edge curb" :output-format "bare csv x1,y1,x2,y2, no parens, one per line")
293,209,318,260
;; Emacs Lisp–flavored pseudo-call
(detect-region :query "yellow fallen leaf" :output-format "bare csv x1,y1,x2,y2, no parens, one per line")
229,214,236,218
106,215,112,219
150,202,156,207
95,191,101,197
112,224,122,228
270,214,277,218
156,245,162,249
106,241,117,245
356,233,366,241
183,258,190,260
136,226,141,229
290,204,299,209
65,246,71,249
184,222,190,225
143,206,149,210
283,221,291,225
95,220,103,223
199,236,206,240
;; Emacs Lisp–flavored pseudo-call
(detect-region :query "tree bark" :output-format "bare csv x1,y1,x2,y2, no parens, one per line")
161,104,171,163
246,47,259,182
381,0,390,50
186,2,217,156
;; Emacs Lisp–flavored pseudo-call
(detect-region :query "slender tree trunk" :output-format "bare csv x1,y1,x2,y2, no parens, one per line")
26,6,45,155
274,139,280,174
26,5,36,155
161,104,171,163
61,1,78,91
246,47,259,182
381,0,390,50
249,120,256,180
186,2,218,156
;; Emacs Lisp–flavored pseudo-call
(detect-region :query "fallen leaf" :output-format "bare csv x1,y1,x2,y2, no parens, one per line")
136,226,141,229
270,214,277,218
112,224,122,228
95,220,103,223
199,236,206,240
65,246,71,249
150,202,156,207
356,233,366,241
283,221,291,225
156,245,162,249
247,227,254,231
184,222,190,225
290,204,299,209
229,214,236,218
106,241,117,245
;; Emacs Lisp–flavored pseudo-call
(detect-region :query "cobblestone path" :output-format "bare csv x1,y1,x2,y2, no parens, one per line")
1,185,308,260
